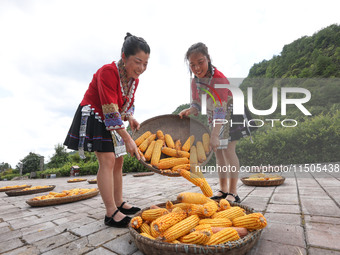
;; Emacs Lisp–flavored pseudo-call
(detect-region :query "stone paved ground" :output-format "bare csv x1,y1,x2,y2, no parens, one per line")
0,163,340,255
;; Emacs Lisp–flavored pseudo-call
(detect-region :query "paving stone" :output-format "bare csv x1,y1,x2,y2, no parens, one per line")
0,238,24,253
304,215,340,225
309,247,340,255
247,239,306,255
85,247,118,255
0,229,22,242
33,231,79,253
241,196,270,212
266,204,300,214
42,236,91,255
270,193,299,204
103,233,138,255
0,225,11,235
298,187,328,198
20,221,56,235
305,222,340,250
247,187,274,197
314,178,340,187
264,213,302,225
2,245,40,255
23,225,65,244
88,227,128,246
71,220,105,237
300,198,340,217
275,186,298,194
260,222,305,247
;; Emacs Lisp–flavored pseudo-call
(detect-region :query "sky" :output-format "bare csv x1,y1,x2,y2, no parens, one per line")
0,0,339,168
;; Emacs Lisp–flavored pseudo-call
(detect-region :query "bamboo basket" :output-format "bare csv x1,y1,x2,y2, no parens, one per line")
5,185,55,196
241,177,285,187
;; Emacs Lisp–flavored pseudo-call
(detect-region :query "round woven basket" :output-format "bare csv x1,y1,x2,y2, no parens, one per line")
26,189,99,207
88,180,97,184
129,201,262,255
0,185,32,192
241,177,285,187
132,114,213,177
5,185,55,196
67,179,87,183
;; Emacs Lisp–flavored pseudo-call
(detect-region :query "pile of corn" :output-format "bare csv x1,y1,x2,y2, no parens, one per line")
32,188,98,200
135,130,213,196
21,185,51,191
131,192,267,245
247,173,283,181
0,184,29,191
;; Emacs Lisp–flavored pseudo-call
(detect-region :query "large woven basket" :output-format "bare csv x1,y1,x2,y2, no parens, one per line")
241,177,285,187
132,114,213,177
129,201,262,255
67,178,87,183
0,185,32,192
26,189,99,207
5,185,55,196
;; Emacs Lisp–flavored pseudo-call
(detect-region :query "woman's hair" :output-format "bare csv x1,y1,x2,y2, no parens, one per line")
121,32,150,57
185,42,211,62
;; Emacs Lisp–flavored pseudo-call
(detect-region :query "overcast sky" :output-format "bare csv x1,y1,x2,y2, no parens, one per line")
0,0,339,167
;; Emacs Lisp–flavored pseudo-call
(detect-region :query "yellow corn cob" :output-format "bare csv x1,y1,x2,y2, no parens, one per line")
212,206,246,220
202,133,210,154
177,192,209,204
206,227,240,245
140,232,155,240
202,201,219,217
156,157,189,169
150,221,160,238
179,230,212,244
152,208,187,233
156,130,165,140
190,146,198,165
144,140,156,161
179,169,204,187
172,164,191,171
162,215,200,242
219,199,231,211
164,134,175,148
192,224,213,232
182,135,195,152
199,218,232,227
188,204,205,217
150,139,164,166
159,157,177,162
196,141,207,163
141,208,168,221
232,213,267,230
130,216,143,229
135,131,152,146
166,201,192,211
140,222,151,235
174,140,182,151
139,134,156,152
200,179,213,197
161,147,190,158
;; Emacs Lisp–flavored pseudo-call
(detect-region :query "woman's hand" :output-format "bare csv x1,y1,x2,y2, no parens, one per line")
179,107,198,119
128,116,140,131
124,137,140,160
210,134,220,152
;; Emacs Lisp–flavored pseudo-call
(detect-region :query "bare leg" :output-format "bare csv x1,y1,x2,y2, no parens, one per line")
113,156,132,209
95,152,127,221
224,141,240,201
215,149,229,195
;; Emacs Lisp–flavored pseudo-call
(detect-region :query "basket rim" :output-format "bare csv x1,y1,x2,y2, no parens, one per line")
132,114,213,177
128,200,262,253
26,189,99,207
67,179,87,183
241,176,285,186
0,185,32,192
5,185,56,196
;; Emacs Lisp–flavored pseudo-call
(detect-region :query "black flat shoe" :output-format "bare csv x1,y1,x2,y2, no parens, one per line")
210,190,228,200
227,193,241,203
118,201,141,215
104,209,131,228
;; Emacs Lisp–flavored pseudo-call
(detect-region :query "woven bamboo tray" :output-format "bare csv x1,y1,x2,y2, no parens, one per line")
129,201,262,255
0,185,32,192
132,114,213,177
241,177,285,187
88,179,97,184
67,178,87,183
26,189,99,207
5,185,55,196
133,172,155,177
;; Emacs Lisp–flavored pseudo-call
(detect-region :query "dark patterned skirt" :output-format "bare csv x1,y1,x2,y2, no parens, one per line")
64,104,114,152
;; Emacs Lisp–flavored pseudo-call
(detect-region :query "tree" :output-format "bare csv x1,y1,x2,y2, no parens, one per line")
0,162,12,172
47,144,69,169
17,152,42,174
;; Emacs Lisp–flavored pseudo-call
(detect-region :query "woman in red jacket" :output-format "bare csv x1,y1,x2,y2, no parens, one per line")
64,33,150,227
179,42,250,203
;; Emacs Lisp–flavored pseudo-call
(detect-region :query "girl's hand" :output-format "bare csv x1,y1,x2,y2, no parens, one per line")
128,116,140,131
179,107,198,119
210,135,220,152
124,137,140,160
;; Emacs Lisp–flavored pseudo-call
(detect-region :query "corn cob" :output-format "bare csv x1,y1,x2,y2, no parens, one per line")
140,222,151,235
166,201,192,211
202,201,219,217
202,133,210,154
150,221,160,238
174,140,182,151
179,230,212,245
206,227,240,245
179,169,204,188
156,130,165,140
162,215,200,242
232,213,267,230
219,199,231,210
192,224,213,232
190,146,198,165
196,141,207,163
182,135,195,152
200,179,213,197
212,206,246,220
137,148,145,161
159,157,177,162
152,208,187,233
150,140,164,166
140,232,155,240
144,140,156,161
211,227,248,238
156,157,189,169
135,131,151,146
130,216,143,229
199,218,232,227
172,164,191,171
139,134,156,152
188,204,205,217
164,134,175,148
161,147,190,158
141,208,168,222
177,192,209,204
